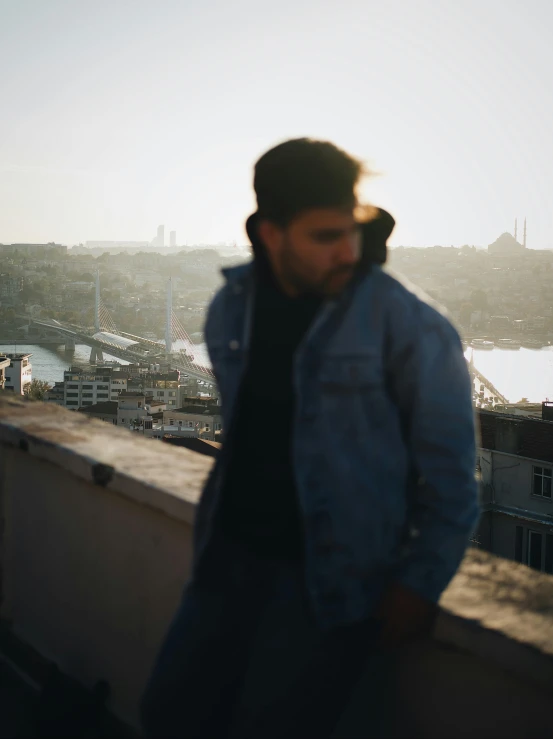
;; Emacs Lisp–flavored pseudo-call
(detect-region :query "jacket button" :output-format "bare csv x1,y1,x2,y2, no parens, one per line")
229,340,240,350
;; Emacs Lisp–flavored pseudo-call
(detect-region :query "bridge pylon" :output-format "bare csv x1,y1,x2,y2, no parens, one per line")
90,347,104,364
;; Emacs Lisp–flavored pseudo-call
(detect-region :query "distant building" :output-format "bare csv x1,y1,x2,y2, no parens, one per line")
85,241,149,250
153,225,165,248
4,354,32,395
117,391,153,429
0,276,23,300
78,400,118,424
0,243,67,257
126,370,185,407
162,403,223,442
488,232,525,255
44,381,65,406
0,355,11,390
170,231,176,248
62,366,128,409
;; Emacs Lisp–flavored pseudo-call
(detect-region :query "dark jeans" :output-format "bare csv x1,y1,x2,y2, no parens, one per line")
140,536,395,738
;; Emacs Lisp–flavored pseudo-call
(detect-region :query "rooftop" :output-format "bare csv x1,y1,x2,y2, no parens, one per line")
4,353,32,361
172,404,222,415
478,408,553,464
78,401,118,416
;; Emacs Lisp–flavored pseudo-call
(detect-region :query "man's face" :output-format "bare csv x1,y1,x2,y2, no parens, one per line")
260,208,362,297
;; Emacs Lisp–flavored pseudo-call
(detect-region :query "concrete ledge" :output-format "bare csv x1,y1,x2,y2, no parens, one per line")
2,395,553,736
440,548,553,687
0,395,212,526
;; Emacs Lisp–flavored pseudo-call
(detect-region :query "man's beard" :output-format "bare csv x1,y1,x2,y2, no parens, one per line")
280,243,356,297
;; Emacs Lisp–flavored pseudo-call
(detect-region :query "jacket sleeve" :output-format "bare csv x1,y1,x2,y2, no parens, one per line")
387,298,479,603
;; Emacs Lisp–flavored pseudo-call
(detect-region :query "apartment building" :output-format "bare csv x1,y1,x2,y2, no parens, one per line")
4,354,32,395
476,407,553,574
63,366,127,409
162,402,223,442
126,370,186,408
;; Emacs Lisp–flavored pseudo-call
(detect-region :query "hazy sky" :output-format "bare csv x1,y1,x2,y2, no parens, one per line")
1,0,552,248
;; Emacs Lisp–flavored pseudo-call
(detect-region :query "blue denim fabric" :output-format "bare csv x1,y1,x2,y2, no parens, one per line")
195,264,479,629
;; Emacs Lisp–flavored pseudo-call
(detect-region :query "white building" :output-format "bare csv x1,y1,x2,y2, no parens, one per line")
117,392,167,429
0,355,11,390
63,367,127,409
4,354,32,395
162,403,223,442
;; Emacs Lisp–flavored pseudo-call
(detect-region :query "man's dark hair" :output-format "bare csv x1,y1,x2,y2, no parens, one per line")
254,138,366,226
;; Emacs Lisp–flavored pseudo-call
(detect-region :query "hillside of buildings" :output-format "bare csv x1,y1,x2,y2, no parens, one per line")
0,243,249,341
2,238,552,347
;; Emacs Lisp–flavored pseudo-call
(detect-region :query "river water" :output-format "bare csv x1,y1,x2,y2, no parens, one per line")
464,346,553,403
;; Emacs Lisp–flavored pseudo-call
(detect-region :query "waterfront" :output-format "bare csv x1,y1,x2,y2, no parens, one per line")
2,342,550,404
0,341,210,387
465,346,553,403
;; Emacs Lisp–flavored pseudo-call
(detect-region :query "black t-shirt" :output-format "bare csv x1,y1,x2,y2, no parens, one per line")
219,262,322,559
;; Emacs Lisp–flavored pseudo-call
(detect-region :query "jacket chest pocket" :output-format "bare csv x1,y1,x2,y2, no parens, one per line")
318,354,389,431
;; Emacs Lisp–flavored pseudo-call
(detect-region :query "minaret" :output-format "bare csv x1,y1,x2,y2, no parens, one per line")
523,218,527,248
514,218,518,242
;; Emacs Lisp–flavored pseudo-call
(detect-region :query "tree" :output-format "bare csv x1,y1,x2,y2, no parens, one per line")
24,379,52,402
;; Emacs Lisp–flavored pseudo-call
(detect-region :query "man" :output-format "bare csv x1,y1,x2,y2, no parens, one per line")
141,139,478,738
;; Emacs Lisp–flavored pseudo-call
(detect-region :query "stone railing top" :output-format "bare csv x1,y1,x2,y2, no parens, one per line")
439,548,553,690
0,395,212,525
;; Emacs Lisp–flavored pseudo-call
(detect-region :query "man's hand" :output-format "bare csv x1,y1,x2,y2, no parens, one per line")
375,581,437,649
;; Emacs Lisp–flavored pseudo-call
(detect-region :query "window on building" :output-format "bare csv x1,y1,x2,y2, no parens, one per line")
205,424,210,431
66,400,79,406
82,401,93,406
82,392,93,398
532,466,552,499
97,393,109,399
158,391,165,397
97,384,109,390
169,400,175,406
515,526,523,563
82,384,93,390
66,392,79,398
528,531,543,571
67,384,79,389
168,391,176,397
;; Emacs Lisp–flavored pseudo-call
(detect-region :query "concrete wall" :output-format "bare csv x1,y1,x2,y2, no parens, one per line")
0,397,210,729
1,397,553,737
481,449,553,516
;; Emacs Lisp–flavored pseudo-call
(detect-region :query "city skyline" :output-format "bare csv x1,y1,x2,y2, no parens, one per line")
1,1,553,248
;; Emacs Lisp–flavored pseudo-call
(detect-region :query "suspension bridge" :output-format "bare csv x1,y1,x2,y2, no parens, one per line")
30,273,216,385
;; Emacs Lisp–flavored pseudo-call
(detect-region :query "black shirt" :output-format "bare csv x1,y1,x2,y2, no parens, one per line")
219,262,322,559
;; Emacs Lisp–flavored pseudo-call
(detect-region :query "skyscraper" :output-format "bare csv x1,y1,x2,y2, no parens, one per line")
170,230,176,248
157,225,165,247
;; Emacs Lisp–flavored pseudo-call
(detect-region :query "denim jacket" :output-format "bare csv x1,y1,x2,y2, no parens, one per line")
194,239,478,629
